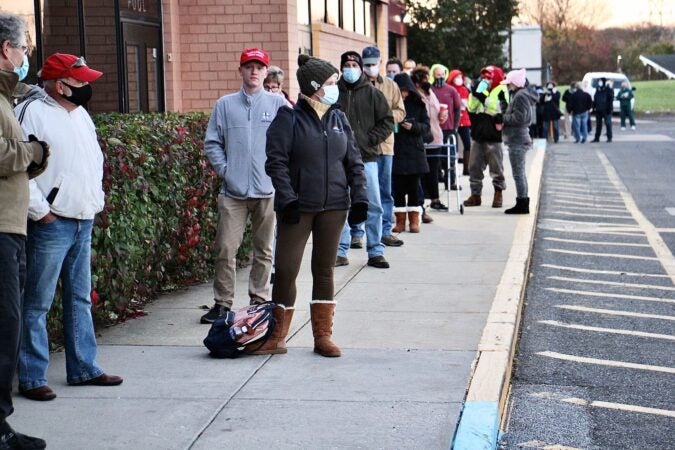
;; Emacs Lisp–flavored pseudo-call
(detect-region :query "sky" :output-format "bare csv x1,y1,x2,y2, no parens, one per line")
591,0,674,28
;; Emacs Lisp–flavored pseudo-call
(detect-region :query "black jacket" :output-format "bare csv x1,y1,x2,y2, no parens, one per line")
265,100,368,213
337,75,394,162
593,86,614,114
540,90,562,121
568,90,593,115
392,74,430,176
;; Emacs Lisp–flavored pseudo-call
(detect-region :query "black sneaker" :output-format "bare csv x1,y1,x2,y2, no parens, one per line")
429,201,448,211
335,256,349,267
350,236,363,249
367,255,390,269
200,303,230,324
0,428,46,450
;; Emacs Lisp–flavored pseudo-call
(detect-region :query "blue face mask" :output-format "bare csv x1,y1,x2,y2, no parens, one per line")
342,67,361,84
319,84,339,105
386,73,396,80
12,54,29,81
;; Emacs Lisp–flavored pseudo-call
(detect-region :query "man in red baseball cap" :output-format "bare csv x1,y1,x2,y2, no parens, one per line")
14,53,123,401
201,47,286,324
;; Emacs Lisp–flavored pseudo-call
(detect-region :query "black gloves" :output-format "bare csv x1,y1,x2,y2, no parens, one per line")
348,202,368,226
26,134,50,174
498,91,508,113
471,90,487,104
494,113,504,125
280,200,300,225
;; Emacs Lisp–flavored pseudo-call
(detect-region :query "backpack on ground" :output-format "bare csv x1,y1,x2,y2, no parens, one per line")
203,302,276,358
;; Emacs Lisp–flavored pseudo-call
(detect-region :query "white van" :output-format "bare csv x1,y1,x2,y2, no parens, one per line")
581,72,634,112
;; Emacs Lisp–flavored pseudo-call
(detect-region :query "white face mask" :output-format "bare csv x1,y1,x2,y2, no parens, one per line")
319,84,339,105
364,66,379,78
453,76,462,86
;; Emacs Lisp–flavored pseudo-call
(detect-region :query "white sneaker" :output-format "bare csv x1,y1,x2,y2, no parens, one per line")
631,126,636,130
621,127,626,131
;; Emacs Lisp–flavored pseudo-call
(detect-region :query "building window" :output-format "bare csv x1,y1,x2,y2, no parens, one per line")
305,0,376,38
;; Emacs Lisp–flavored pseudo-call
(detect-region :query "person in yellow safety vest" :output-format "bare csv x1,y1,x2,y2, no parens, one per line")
464,65,509,209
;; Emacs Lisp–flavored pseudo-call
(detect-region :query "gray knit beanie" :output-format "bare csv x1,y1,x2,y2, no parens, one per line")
296,54,339,97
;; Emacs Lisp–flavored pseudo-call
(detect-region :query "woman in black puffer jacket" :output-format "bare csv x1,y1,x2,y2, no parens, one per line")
392,73,431,233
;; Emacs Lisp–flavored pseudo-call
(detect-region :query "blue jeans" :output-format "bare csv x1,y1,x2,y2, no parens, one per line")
572,112,589,142
508,143,529,198
19,218,103,389
351,155,394,238
339,161,384,258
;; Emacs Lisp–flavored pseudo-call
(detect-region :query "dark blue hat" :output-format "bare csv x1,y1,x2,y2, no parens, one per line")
361,46,381,65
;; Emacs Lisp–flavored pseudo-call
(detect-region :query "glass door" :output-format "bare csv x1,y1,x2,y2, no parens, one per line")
121,22,164,113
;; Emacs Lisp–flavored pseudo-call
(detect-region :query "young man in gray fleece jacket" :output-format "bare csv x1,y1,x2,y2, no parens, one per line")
202,48,286,323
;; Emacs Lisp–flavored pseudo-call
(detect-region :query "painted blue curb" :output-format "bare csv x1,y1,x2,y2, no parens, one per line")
451,401,499,450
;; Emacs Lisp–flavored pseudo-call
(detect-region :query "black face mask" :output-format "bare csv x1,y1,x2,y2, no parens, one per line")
434,78,445,88
421,81,431,94
62,81,92,106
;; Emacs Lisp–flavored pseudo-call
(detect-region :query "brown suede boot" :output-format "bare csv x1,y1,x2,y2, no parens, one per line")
463,194,481,207
310,301,341,357
492,189,503,208
392,209,407,233
408,207,421,233
248,305,294,355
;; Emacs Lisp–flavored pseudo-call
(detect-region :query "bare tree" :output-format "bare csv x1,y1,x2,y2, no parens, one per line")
518,0,610,31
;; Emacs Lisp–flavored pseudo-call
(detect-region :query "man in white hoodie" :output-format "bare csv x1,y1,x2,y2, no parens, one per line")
15,53,122,402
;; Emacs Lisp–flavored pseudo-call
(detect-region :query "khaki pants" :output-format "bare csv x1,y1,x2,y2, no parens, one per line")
468,141,506,196
213,195,275,308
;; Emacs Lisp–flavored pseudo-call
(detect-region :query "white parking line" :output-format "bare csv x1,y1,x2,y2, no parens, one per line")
547,276,675,291
555,304,675,321
545,218,640,227
550,211,633,219
552,201,627,212
550,193,624,202
599,152,675,285
547,248,657,260
666,208,675,216
537,351,675,374
542,264,669,278
530,392,675,418
546,287,675,304
538,320,675,341
547,228,643,237
543,238,649,247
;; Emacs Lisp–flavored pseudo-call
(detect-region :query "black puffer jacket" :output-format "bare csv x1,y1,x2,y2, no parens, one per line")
265,99,367,213
593,85,614,114
392,74,430,176
337,75,394,162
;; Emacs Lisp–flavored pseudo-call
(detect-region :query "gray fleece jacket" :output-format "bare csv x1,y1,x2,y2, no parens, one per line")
503,86,539,146
204,88,286,199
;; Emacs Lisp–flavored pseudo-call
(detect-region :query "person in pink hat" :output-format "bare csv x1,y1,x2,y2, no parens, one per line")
500,68,538,214
15,53,123,402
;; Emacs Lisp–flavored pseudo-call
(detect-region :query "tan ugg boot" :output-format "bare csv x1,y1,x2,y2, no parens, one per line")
407,207,421,233
492,189,503,208
310,301,341,357
248,305,294,355
392,207,407,233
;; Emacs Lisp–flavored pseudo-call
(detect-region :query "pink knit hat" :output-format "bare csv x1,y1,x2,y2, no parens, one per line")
501,68,527,88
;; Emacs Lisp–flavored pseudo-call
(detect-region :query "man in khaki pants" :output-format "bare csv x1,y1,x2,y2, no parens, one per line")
202,48,286,323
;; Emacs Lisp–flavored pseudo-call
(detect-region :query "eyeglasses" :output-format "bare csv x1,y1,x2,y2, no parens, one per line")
12,44,29,55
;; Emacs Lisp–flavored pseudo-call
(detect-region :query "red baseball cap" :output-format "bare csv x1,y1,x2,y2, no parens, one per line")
240,48,269,67
40,53,103,82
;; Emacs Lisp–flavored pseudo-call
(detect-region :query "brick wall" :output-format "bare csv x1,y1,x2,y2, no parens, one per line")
167,0,294,112
82,1,119,113
311,22,375,71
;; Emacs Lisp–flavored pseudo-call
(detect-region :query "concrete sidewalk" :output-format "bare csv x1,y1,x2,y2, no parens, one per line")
10,147,544,450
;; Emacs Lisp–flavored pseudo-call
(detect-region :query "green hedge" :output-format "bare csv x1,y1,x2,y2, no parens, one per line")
47,112,251,343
